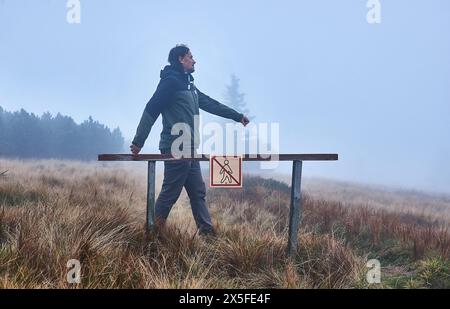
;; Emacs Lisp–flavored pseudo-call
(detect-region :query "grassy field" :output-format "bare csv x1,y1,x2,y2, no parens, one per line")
0,158,449,288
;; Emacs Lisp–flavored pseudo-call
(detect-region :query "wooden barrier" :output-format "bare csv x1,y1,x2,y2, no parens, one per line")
98,153,338,256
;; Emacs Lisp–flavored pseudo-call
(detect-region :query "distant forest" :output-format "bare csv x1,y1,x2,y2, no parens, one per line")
0,106,124,160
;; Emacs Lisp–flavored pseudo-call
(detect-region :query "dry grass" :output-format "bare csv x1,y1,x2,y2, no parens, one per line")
288,176,450,222
0,158,449,288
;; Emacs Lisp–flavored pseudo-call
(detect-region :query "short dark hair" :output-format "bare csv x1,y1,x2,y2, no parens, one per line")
168,44,190,66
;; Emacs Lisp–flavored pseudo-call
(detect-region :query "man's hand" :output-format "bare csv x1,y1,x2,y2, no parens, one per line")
130,144,141,155
241,115,250,127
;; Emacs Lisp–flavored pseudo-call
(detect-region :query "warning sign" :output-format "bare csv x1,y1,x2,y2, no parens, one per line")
209,156,242,188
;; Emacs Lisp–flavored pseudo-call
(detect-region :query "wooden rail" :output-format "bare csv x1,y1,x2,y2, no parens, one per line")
98,153,338,256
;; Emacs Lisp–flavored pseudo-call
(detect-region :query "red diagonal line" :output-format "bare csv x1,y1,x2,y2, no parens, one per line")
213,157,240,184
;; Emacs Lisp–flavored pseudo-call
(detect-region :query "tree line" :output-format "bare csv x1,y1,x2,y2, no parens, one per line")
0,106,124,160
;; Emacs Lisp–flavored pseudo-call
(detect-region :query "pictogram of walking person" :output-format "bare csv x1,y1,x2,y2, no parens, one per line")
220,159,233,184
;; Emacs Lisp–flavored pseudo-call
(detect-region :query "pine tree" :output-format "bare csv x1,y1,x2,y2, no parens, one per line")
223,74,252,120
220,75,254,156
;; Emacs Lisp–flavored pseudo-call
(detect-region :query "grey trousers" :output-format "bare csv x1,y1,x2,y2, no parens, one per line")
154,154,213,234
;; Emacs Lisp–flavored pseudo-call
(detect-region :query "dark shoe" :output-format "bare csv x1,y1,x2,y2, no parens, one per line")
198,228,217,238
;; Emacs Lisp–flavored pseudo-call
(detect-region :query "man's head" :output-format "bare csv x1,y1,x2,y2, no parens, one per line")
168,44,196,74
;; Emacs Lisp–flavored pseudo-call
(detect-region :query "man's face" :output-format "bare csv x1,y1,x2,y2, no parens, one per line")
179,51,196,73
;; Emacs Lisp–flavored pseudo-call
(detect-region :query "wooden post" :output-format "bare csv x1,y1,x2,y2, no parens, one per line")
98,154,337,250
146,161,156,230
287,160,303,256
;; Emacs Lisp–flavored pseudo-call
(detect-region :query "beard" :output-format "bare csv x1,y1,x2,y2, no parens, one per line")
187,66,195,74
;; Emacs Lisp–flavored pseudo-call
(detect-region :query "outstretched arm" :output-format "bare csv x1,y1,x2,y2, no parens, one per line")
197,89,246,123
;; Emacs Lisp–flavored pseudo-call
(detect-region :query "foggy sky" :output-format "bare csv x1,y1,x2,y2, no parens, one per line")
1,0,449,194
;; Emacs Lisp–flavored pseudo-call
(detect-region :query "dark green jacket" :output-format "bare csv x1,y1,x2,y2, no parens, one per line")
132,65,243,151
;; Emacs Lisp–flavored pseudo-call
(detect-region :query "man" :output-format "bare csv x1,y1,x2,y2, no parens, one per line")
130,44,249,235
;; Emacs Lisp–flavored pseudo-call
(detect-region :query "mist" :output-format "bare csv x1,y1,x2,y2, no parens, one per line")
1,0,449,193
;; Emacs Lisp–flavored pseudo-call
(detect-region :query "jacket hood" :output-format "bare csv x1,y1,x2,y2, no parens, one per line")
160,65,194,82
